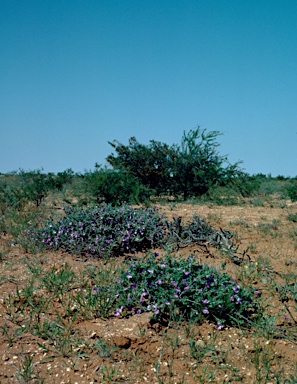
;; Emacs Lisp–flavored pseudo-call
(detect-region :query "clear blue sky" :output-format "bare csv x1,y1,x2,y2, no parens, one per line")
1,0,297,176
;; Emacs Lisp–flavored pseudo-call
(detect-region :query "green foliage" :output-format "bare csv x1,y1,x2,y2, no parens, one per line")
83,165,151,205
41,264,77,296
0,169,75,214
18,169,55,207
288,213,297,222
198,185,242,205
93,339,118,358
52,168,75,191
107,137,177,195
111,252,261,328
172,129,242,199
107,128,243,200
34,204,165,257
287,182,297,202
0,177,24,213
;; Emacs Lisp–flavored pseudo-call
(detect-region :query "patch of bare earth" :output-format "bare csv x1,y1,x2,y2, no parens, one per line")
0,200,297,383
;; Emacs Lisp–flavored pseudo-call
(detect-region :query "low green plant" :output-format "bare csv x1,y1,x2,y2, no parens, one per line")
15,354,44,384
94,338,118,358
41,264,77,296
199,186,241,206
288,213,297,222
111,252,262,328
33,204,165,257
257,220,280,237
248,242,258,254
250,340,274,384
189,333,217,363
252,196,265,207
84,165,151,205
0,323,28,348
287,182,297,202
75,285,117,319
98,363,121,383
35,319,79,358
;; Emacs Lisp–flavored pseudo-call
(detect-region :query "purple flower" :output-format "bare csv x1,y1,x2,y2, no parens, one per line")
202,299,209,304
152,304,159,315
202,307,209,314
114,306,124,316
230,295,235,302
233,285,240,293
184,285,190,290
93,287,101,294
140,295,145,303
156,279,162,285
216,322,224,330
126,273,133,279
140,290,148,302
154,252,159,257
171,280,178,287
236,297,242,305
254,290,261,296
184,271,190,276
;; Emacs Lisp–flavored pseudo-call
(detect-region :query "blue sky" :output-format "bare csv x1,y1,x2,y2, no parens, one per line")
1,0,297,176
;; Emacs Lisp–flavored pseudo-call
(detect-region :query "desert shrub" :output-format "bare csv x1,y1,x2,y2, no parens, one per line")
288,213,297,222
52,168,75,191
18,169,56,207
110,253,261,328
287,182,297,202
107,128,242,200
198,186,242,205
0,169,75,214
259,180,290,198
170,129,243,199
33,204,165,257
0,178,23,213
83,165,151,205
107,137,176,195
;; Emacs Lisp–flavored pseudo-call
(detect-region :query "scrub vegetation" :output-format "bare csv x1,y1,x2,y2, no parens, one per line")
1,129,297,383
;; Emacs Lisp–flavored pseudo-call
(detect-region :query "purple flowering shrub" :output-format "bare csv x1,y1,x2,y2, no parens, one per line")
111,253,261,328
34,204,165,257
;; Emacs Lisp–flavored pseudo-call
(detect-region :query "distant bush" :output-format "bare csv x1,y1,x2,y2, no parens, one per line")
33,204,165,257
287,213,297,222
18,169,55,207
198,186,242,205
111,253,261,328
0,178,23,213
52,168,75,191
287,182,297,202
107,128,243,200
83,165,151,205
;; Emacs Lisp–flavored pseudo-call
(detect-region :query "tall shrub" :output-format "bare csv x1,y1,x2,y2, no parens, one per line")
107,138,176,195
106,128,242,200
